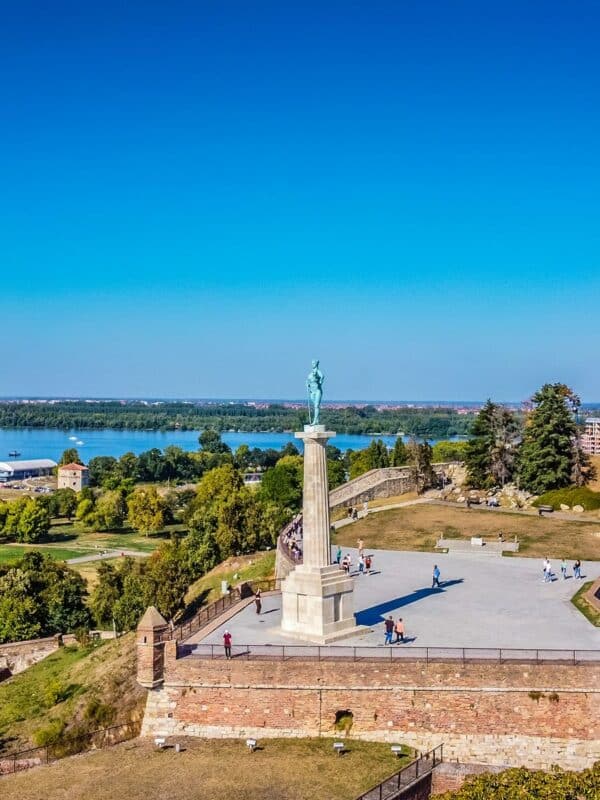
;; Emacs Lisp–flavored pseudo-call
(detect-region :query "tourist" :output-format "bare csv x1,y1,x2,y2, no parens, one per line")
432,565,441,588
394,618,405,643
543,558,552,582
574,559,582,580
365,554,372,575
223,630,232,660
357,538,364,556
336,544,342,564
352,507,358,520
384,616,394,645
347,507,353,518
343,554,351,574
254,589,262,614
560,558,568,580
358,554,365,575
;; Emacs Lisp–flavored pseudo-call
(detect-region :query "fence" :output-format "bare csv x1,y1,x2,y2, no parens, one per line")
356,745,443,800
178,643,600,665
162,579,279,643
0,721,139,777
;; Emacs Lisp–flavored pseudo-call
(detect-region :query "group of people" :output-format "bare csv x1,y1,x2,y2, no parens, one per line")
384,615,405,644
543,557,583,582
282,515,303,561
336,538,373,576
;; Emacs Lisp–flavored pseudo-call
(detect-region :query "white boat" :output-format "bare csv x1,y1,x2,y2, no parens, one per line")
69,436,77,441
76,440,84,446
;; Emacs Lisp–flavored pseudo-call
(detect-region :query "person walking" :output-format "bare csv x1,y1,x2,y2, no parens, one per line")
365,554,372,575
358,554,365,575
335,545,342,565
254,589,262,614
432,565,441,588
560,558,568,580
544,558,552,582
394,618,405,644
384,616,394,645
357,538,364,556
223,630,232,660
574,559,582,580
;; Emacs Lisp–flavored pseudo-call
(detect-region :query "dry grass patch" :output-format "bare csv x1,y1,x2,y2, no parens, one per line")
1,737,412,800
334,503,600,560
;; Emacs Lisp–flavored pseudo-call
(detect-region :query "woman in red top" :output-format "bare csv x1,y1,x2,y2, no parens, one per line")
223,630,232,659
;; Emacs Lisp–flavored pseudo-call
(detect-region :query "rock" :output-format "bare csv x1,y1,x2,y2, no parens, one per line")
457,496,465,504
560,504,570,512
572,505,584,513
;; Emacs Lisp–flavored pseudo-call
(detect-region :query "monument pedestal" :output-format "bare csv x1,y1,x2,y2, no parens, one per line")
280,424,361,643
280,564,358,643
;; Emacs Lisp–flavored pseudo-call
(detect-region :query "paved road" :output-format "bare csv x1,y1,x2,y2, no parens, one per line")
193,548,600,650
66,549,151,564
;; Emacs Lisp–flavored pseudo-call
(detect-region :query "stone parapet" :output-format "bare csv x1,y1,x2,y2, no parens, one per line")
141,655,600,771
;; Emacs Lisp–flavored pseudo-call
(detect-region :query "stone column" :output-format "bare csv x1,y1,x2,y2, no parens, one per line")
297,426,332,568
136,606,169,688
280,425,360,643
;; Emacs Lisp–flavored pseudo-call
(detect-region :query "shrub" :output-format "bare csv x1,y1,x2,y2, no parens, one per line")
84,697,116,727
33,718,65,746
533,486,600,511
43,679,69,708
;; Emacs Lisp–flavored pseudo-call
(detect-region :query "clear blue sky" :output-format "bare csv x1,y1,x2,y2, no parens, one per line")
2,1,599,401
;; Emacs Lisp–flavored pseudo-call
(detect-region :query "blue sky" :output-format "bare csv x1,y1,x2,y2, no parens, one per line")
1,1,599,401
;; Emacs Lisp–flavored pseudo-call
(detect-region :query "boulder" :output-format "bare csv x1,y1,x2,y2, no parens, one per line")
572,504,584,513
560,504,570,512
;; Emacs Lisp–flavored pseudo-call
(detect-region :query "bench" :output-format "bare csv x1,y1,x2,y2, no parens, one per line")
470,536,484,547
538,505,554,515
246,738,257,752
391,745,404,757
333,742,345,755
154,737,166,749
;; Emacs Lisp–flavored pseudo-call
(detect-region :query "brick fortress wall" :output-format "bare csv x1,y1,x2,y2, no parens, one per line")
139,641,600,771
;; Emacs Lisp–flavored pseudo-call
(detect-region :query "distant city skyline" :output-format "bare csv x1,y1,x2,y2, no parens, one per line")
2,2,599,399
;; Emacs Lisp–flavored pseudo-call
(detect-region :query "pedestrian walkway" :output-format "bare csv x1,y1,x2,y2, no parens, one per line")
192,549,600,650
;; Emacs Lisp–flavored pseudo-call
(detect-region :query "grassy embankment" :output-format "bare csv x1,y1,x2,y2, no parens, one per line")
0,738,413,800
0,635,145,754
184,550,276,608
570,581,600,627
335,503,600,561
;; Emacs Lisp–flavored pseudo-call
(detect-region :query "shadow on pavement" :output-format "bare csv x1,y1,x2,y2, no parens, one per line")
355,579,464,626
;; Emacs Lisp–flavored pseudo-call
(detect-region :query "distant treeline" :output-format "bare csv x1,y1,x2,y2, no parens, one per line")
0,401,474,437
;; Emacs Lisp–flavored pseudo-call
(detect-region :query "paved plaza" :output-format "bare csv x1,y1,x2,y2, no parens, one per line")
194,549,600,651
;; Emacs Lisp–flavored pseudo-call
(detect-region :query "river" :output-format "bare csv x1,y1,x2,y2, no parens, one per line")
0,428,466,463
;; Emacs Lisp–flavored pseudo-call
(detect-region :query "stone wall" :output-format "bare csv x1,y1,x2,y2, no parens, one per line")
0,636,61,681
140,654,600,771
328,463,461,509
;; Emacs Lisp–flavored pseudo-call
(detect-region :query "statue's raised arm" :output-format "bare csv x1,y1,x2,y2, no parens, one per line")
306,359,324,425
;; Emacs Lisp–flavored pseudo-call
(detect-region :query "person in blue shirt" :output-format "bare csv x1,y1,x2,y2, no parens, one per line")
432,565,441,588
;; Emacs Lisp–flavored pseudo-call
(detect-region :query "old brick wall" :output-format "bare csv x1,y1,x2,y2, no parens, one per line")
140,656,600,771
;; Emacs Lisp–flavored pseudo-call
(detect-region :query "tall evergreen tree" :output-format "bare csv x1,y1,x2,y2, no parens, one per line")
406,439,436,493
489,406,520,487
464,400,496,487
517,383,584,494
390,437,408,466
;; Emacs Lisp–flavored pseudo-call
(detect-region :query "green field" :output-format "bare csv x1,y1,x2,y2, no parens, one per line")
0,545,97,564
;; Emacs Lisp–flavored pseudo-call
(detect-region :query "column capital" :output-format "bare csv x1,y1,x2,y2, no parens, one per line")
295,425,336,442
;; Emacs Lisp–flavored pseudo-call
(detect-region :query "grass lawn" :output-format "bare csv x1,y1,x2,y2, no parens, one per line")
0,636,145,753
185,550,276,608
334,503,600,561
570,581,600,627
0,544,97,564
332,492,418,521
0,737,413,800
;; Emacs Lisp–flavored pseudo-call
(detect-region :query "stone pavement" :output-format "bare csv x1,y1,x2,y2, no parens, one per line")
192,549,600,650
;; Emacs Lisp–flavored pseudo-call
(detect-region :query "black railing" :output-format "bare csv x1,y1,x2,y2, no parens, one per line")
356,745,443,800
178,643,600,665
163,579,279,643
0,721,139,777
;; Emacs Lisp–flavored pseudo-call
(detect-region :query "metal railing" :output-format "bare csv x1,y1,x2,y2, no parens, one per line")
0,721,139,777
162,579,279,643
356,745,443,800
178,643,600,664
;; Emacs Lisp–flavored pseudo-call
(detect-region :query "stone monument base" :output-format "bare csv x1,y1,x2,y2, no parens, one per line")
280,564,364,643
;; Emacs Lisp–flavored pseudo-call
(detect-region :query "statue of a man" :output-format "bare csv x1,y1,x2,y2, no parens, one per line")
306,359,324,425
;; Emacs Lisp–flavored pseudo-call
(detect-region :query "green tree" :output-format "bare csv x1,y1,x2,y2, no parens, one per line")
406,439,436,493
390,438,408,466
517,383,584,494
58,448,83,466
489,405,520,487
198,428,231,454
259,456,303,510
17,498,51,543
48,488,78,519
127,486,166,535
464,400,496,487
349,439,390,479
87,456,118,487
118,451,139,480
92,489,128,531
431,440,469,463
90,562,121,628
145,536,193,620
327,458,346,489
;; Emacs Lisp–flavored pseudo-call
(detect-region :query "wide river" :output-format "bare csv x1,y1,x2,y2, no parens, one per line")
0,428,464,462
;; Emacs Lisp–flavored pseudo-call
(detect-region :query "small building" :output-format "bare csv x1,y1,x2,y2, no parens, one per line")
581,418,600,455
57,463,90,491
0,458,58,483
